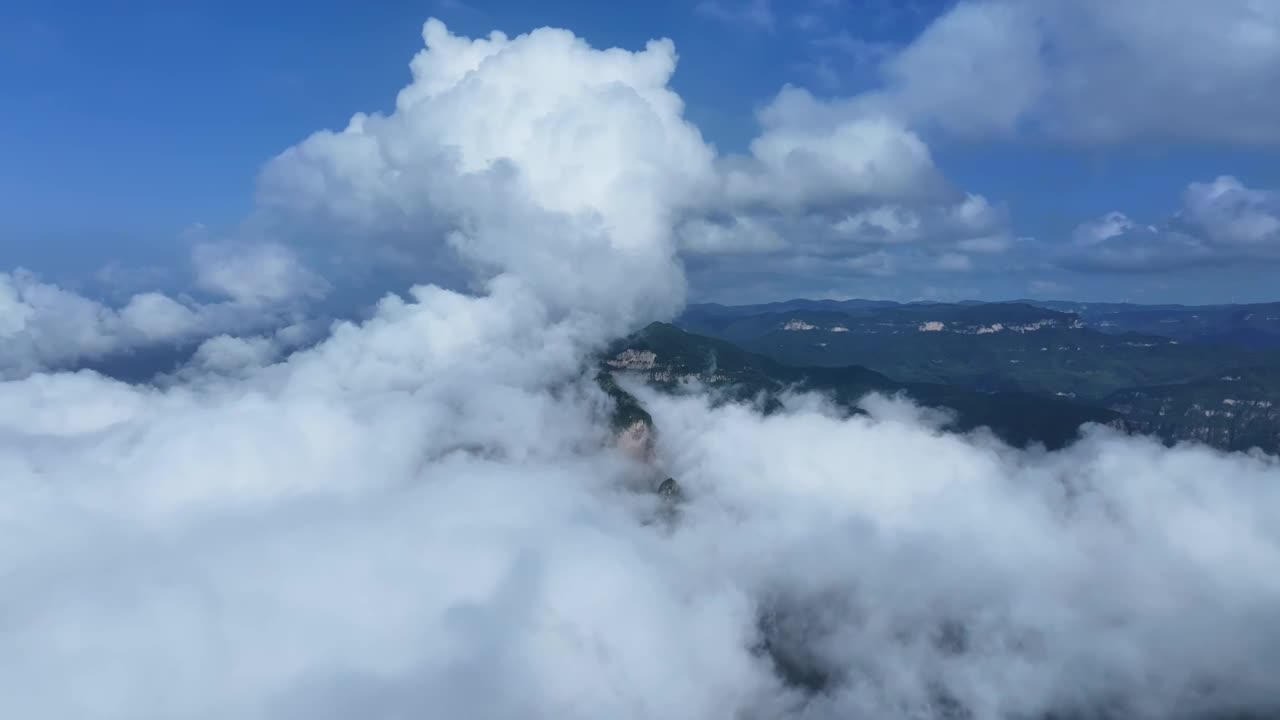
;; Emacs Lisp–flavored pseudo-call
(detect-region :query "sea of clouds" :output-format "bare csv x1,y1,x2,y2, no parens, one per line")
2,18,1279,720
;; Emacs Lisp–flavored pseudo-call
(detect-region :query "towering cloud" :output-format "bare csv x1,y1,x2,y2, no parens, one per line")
2,19,1278,720
255,18,717,330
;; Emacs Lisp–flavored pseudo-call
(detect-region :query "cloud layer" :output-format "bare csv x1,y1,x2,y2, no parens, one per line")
0,241,320,379
3,18,1279,720
672,86,1012,293
681,0,1280,293
860,0,1280,145
1067,176,1280,272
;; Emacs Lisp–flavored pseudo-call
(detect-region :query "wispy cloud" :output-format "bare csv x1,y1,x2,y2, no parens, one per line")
695,0,775,31
1064,176,1280,273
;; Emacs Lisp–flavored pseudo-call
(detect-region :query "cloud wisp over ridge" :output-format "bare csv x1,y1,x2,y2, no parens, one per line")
2,18,1279,720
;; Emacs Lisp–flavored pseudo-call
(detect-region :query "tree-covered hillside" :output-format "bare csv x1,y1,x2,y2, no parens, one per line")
673,300,1280,454
600,322,1121,451
679,302,1279,401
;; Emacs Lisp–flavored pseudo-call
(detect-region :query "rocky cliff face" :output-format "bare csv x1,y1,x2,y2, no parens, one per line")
606,349,658,370
615,417,655,462
1111,399,1280,453
607,349,728,385
1105,370,1280,453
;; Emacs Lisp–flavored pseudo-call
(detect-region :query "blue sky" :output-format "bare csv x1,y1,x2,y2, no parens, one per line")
3,0,1280,304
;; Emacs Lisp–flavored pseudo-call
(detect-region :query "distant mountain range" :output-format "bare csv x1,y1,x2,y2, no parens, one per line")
1023,299,1280,348
601,322,1122,452
600,299,1280,455
685,298,1280,348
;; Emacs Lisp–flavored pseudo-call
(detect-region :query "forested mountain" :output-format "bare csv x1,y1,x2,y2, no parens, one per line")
661,300,1280,454
601,322,1122,451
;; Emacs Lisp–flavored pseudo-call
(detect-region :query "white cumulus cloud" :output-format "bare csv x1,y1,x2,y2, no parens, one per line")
1066,176,1280,272
0,246,323,379
859,0,1280,145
